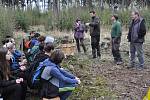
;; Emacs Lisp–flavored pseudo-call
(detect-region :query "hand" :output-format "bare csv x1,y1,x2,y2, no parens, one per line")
85,23,90,26
16,78,23,84
76,23,79,26
20,66,26,71
75,77,81,84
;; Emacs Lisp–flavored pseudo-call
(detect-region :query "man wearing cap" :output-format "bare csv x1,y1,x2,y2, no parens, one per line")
86,11,101,58
127,11,146,69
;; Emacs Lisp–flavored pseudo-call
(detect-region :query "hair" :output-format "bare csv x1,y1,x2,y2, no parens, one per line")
134,11,140,16
133,10,140,16
2,40,6,45
34,33,40,38
44,42,54,53
76,19,81,22
39,43,45,51
50,49,65,65
3,39,10,44
90,10,96,14
113,14,119,20
6,42,14,49
38,36,46,43
0,48,10,80
5,35,11,38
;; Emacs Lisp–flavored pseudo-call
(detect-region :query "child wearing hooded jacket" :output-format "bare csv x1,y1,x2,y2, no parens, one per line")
40,49,80,100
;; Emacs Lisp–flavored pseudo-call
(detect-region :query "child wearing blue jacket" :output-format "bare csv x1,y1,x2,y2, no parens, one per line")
40,49,80,100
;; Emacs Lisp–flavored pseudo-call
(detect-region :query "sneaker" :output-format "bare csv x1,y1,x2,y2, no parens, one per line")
116,61,123,65
127,64,135,69
137,65,144,70
93,56,96,59
137,67,144,71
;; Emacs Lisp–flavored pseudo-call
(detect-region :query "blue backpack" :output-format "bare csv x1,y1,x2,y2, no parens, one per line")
29,59,52,89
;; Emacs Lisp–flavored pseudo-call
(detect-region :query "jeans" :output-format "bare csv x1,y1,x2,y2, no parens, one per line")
91,36,101,58
130,43,144,67
75,38,86,53
111,37,122,62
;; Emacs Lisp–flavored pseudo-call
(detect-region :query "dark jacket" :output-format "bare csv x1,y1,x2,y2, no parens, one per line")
0,66,16,93
89,16,100,37
127,18,146,43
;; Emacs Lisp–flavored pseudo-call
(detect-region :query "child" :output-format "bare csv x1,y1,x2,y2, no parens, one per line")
40,50,80,100
0,47,24,100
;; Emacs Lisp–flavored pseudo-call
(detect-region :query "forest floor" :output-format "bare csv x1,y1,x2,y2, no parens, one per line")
15,26,150,100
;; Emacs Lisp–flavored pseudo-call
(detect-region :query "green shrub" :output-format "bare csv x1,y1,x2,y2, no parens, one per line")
0,7,15,44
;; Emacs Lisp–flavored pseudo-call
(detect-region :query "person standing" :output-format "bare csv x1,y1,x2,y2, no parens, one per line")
111,14,123,65
86,11,101,58
127,11,146,69
74,19,86,53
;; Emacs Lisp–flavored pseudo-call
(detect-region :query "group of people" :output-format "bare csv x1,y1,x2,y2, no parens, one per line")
0,32,81,100
73,10,146,69
0,9,147,100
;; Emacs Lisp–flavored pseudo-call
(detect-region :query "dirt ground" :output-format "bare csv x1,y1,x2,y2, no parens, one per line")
61,29,150,100
15,27,150,100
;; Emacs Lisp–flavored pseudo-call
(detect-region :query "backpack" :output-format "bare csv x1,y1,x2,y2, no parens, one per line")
31,62,46,89
26,44,39,63
27,58,47,89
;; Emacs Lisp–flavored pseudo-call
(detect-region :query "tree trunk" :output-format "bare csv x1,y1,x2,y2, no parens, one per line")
53,0,59,18
99,0,104,10
87,0,93,10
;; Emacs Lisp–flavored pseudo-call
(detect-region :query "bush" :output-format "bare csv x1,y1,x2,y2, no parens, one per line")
0,7,15,45
15,10,29,32
0,7,150,39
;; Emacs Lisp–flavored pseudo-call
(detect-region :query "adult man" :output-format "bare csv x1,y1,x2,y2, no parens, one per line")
127,11,146,69
86,11,100,58
111,14,123,65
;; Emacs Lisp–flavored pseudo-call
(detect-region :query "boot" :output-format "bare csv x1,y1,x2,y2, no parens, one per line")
97,45,101,58
92,49,96,58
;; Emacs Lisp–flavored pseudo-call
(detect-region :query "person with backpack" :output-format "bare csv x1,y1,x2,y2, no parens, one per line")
111,14,123,65
27,35,46,63
74,19,86,53
26,42,54,89
127,11,146,69
0,47,24,100
40,50,81,100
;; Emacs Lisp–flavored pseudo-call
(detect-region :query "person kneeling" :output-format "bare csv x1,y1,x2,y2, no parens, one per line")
40,50,80,100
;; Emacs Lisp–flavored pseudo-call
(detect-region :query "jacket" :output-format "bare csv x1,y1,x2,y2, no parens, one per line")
10,50,22,71
127,17,146,43
0,66,16,93
41,59,78,92
89,16,100,37
111,20,122,38
74,23,85,39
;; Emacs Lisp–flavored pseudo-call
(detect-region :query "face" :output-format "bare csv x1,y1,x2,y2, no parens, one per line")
131,12,138,20
111,16,115,21
11,38,15,44
78,21,81,24
90,13,95,17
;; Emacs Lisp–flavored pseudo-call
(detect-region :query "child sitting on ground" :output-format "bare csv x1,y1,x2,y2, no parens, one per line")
40,49,80,100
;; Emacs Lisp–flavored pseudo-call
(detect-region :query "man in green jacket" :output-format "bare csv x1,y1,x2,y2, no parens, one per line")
111,14,123,65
